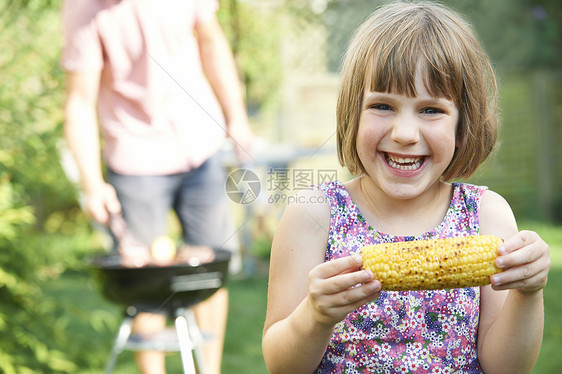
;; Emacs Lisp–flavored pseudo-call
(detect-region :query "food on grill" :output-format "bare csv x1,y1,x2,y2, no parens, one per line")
107,213,151,267
360,235,503,291
150,236,177,264
120,244,151,268
177,245,216,266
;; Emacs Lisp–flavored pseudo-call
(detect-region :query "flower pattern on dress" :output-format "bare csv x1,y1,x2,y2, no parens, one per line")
314,181,487,374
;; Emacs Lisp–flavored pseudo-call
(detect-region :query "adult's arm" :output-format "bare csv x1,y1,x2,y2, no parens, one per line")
63,70,120,224
195,15,253,163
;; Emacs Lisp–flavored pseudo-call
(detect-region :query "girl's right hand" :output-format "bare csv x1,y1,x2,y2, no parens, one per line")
306,254,382,326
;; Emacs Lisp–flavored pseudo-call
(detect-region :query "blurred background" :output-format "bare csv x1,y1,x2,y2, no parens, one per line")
1,0,560,373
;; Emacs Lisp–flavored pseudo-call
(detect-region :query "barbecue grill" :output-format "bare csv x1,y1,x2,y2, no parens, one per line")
89,249,231,374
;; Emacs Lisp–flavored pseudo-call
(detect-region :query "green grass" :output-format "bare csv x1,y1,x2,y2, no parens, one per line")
44,221,562,373
44,270,269,374
536,267,562,374
222,277,269,374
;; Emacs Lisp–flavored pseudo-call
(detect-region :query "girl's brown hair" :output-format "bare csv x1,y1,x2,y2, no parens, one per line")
337,1,498,181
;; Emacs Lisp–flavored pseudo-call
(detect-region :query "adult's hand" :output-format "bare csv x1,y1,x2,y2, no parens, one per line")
84,182,121,225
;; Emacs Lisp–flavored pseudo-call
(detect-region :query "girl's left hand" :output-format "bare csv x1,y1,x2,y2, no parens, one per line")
491,230,551,293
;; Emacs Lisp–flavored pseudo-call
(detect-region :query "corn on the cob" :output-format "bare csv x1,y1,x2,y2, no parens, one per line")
360,235,503,291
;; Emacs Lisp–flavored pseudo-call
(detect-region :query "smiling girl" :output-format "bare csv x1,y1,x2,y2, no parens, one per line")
262,2,550,373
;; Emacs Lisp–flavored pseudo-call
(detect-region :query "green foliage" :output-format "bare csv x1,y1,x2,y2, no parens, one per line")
0,2,88,372
0,176,34,241
324,0,561,72
0,218,79,373
218,0,284,113
449,0,561,70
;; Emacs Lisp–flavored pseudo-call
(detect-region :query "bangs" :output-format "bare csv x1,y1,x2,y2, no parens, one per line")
365,9,463,102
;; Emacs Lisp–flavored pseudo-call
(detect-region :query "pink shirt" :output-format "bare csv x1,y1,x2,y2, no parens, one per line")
61,0,226,175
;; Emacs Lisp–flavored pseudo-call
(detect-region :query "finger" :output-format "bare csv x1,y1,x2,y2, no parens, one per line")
89,205,110,225
323,292,382,320
498,230,538,255
105,198,122,216
85,195,108,224
104,185,122,215
492,263,536,286
312,255,364,280
312,281,381,323
332,279,382,308
496,239,545,270
492,254,550,289
491,270,548,292
318,269,375,295
492,233,551,293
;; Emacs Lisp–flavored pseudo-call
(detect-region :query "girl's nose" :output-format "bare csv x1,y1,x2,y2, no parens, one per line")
390,114,420,145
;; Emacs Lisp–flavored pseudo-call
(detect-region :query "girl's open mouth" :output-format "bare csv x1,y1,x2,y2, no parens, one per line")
384,153,425,171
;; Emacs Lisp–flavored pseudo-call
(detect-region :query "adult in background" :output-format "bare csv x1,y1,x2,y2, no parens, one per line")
61,0,253,373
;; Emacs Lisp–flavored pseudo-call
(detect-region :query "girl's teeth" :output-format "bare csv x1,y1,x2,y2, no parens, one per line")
385,154,423,170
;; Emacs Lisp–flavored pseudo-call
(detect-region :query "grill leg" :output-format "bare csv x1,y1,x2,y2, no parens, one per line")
175,308,209,374
105,315,133,374
184,308,208,374
175,310,197,374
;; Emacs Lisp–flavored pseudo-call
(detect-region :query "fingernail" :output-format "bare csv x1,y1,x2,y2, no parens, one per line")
498,245,506,255
351,254,362,264
491,275,500,285
496,257,504,268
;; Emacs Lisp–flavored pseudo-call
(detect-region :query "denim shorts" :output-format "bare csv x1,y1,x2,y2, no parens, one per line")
107,152,237,252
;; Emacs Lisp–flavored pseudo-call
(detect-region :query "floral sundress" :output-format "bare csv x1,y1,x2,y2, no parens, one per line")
315,181,487,374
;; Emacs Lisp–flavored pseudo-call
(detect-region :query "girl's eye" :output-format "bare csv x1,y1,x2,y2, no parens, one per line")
371,104,392,111
421,107,443,115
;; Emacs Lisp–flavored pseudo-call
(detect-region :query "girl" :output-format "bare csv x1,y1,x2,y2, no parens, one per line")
262,1,550,373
